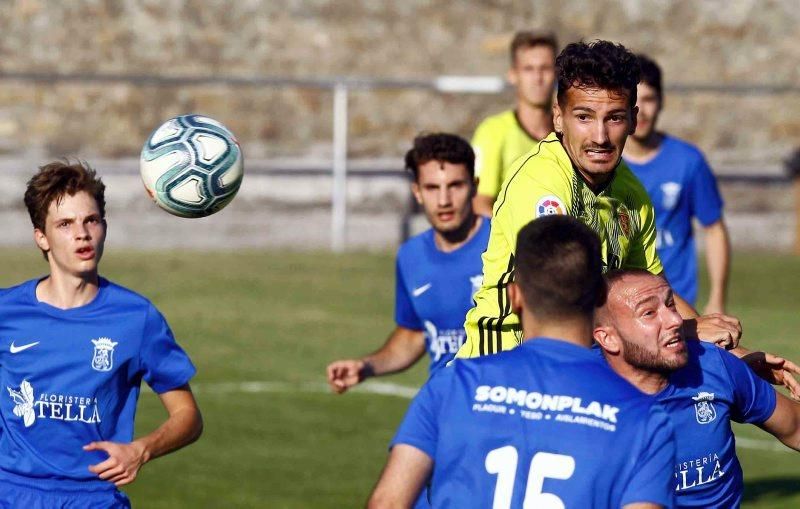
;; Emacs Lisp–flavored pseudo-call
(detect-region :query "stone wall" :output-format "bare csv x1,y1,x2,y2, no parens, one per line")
0,0,796,250
0,0,797,164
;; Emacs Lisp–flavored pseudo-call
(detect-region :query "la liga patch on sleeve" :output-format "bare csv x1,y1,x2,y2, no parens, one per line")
535,195,565,217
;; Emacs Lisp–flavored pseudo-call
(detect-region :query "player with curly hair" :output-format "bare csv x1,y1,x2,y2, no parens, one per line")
456,40,743,359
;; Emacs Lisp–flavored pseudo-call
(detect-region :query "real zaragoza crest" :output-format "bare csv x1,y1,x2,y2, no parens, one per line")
692,391,717,424
91,337,118,372
617,205,631,237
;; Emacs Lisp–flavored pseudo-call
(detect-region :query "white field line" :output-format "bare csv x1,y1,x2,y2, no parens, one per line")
190,380,789,454
192,380,418,399
735,436,793,454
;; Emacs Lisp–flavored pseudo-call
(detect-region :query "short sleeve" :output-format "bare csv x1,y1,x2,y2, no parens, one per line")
621,404,677,507
472,120,504,198
626,195,664,274
719,349,777,424
140,305,197,394
394,256,423,330
390,367,452,458
689,155,724,226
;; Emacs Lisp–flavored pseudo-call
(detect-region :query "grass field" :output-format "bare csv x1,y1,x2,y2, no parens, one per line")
0,248,798,508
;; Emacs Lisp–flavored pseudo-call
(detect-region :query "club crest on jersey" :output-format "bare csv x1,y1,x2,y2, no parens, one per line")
470,274,483,296
535,196,564,217
692,391,717,424
91,337,118,372
617,206,631,237
661,182,682,210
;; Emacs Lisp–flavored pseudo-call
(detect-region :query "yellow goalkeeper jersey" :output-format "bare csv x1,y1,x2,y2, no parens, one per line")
457,133,663,358
472,110,541,199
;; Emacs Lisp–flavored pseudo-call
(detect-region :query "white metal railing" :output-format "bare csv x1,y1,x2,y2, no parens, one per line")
1,70,798,250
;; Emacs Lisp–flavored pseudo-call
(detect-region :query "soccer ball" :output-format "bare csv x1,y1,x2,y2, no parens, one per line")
140,114,244,218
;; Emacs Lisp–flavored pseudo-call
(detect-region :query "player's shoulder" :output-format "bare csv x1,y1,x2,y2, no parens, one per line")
663,134,705,159
0,278,37,304
99,277,157,312
475,109,516,132
685,339,726,363
397,227,434,261
506,135,571,188
666,340,740,394
661,135,711,173
458,342,657,410
685,339,741,374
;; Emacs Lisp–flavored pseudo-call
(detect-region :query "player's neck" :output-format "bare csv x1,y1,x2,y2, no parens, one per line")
608,360,669,395
434,213,482,253
575,166,615,195
36,270,100,310
519,309,593,349
515,102,553,141
623,131,664,164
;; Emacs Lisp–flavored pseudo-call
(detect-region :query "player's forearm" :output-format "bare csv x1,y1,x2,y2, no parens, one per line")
673,291,699,319
775,426,800,452
368,445,431,509
362,329,426,377
135,402,202,464
367,492,412,509
762,394,800,452
704,220,731,309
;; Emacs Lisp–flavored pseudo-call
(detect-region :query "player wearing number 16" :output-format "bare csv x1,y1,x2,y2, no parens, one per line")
368,216,676,509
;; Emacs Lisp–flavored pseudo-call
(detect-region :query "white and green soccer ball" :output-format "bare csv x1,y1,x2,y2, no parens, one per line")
140,114,244,218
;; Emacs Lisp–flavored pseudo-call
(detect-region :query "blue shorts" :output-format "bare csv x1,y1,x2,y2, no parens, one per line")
0,479,130,509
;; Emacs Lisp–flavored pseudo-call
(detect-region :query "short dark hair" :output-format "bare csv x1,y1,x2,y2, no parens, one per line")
510,31,558,65
404,133,475,181
24,160,106,233
556,40,641,109
514,215,603,319
603,268,661,292
637,54,663,100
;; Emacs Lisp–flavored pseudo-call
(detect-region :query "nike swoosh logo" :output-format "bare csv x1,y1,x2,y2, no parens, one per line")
10,341,40,354
412,283,432,297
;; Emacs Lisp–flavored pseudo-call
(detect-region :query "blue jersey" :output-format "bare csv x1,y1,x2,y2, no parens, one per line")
395,217,490,374
0,278,196,490
392,338,676,508
625,136,724,304
659,341,776,508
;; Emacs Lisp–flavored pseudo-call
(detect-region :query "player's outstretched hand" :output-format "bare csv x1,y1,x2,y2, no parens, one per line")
683,313,742,349
326,359,370,394
85,440,147,486
741,351,800,401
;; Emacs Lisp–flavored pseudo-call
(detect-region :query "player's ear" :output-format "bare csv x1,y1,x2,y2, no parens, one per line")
507,67,518,87
507,282,523,316
410,181,423,205
33,228,50,253
593,326,620,355
553,103,563,134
